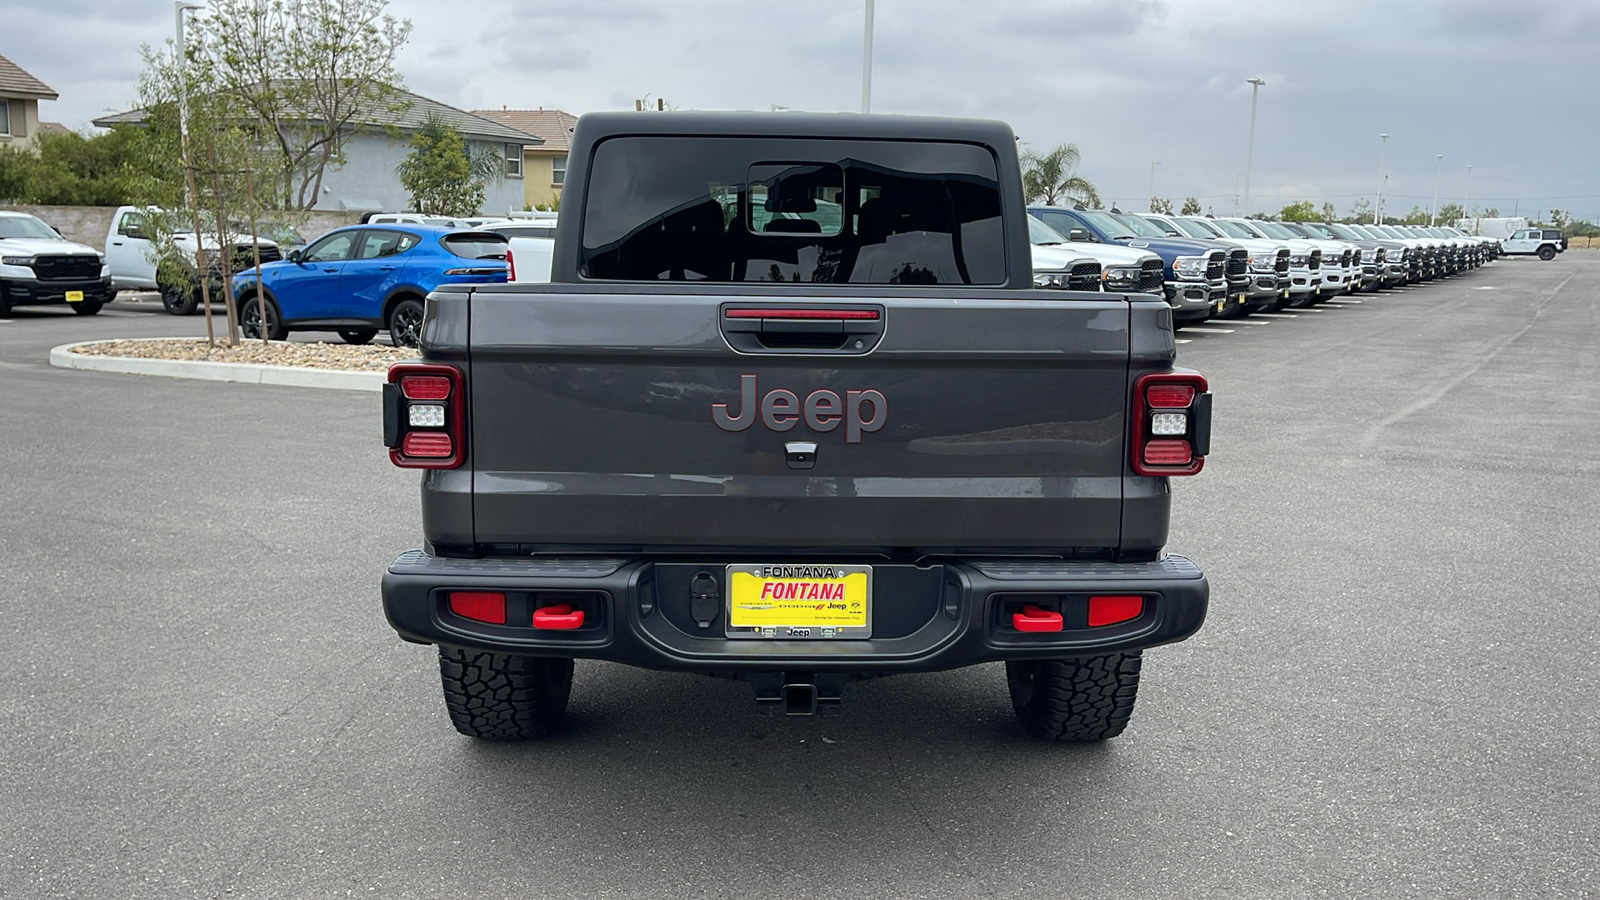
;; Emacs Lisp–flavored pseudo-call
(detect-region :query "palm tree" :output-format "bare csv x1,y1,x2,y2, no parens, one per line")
1021,143,1101,208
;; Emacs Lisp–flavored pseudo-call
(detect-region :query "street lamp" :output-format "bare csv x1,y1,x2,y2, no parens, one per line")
861,0,875,113
1430,153,1443,226
174,1,217,343
1374,133,1388,226
1148,161,1160,212
1241,77,1265,217
1463,164,1473,225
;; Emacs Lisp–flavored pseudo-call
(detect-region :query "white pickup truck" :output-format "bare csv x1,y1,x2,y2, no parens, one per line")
0,210,113,316
104,206,282,315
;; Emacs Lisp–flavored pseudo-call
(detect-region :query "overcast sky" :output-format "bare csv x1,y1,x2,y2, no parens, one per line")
6,0,1598,221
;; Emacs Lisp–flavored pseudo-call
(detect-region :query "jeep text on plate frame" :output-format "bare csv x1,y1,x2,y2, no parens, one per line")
725,564,872,639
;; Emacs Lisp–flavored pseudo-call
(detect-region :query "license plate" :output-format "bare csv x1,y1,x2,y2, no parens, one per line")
725,564,871,639
1238,293,1248,303
1281,290,1290,299
1213,300,1224,313
65,291,84,302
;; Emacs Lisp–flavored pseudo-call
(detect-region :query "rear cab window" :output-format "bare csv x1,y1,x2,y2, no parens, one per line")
578,137,1005,285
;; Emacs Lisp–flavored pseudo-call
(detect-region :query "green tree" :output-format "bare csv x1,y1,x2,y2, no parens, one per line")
192,0,412,210
1347,197,1372,223
1401,205,1430,226
0,128,143,205
1436,202,1464,225
1321,202,1338,223
396,115,484,216
1279,200,1317,221
1149,196,1173,215
1020,143,1100,208
128,34,280,345
1180,196,1201,216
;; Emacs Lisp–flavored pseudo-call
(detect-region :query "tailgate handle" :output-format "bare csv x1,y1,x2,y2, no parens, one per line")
721,305,885,354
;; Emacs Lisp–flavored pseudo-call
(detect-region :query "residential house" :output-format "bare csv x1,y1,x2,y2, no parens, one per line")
94,88,541,216
471,108,578,210
0,52,57,151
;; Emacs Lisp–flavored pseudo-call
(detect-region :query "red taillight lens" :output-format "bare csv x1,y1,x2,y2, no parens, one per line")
506,247,517,282
448,591,506,624
1132,372,1209,476
1143,440,1193,466
1146,384,1195,408
1088,595,1144,627
724,308,880,320
402,432,453,458
400,375,451,400
388,363,465,469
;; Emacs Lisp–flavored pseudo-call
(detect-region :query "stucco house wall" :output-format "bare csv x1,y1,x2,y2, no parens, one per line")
315,131,524,215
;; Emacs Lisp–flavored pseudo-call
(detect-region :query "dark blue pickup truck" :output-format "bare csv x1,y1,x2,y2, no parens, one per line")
1030,206,1249,324
380,112,1213,743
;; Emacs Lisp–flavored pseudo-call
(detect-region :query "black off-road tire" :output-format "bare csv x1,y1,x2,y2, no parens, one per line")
1538,246,1556,261
439,648,573,740
160,282,201,315
71,300,104,315
338,329,377,345
1006,652,1142,742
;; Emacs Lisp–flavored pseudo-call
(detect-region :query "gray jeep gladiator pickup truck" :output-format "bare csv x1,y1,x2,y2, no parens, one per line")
380,112,1212,742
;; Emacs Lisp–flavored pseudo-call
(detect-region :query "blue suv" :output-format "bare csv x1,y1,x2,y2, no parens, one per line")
232,224,508,347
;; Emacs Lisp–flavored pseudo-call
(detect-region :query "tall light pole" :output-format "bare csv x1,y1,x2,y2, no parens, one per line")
1374,133,1388,225
861,0,875,113
1430,153,1444,225
1241,77,1265,217
1148,161,1160,212
1463,164,1473,226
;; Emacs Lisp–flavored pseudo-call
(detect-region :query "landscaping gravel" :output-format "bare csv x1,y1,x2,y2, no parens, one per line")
67,338,415,371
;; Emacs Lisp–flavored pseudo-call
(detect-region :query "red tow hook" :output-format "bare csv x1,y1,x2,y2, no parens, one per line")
531,604,585,630
1011,605,1063,633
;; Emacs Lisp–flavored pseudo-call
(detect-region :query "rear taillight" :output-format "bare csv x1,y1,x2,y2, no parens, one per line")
385,363,466,469
1131,372,1210,476
506,247,517,281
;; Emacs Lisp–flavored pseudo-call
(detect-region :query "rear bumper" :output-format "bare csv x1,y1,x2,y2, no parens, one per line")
382,551,1209,672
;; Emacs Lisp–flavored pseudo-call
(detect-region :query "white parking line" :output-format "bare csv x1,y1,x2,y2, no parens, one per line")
1254,313,1299,318
1325,299,1363,304
1175,338,1192,344
1182,327,1236,334
1231,319,1272,325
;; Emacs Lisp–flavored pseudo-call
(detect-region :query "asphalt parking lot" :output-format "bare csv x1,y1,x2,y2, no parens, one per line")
2,257,1595,899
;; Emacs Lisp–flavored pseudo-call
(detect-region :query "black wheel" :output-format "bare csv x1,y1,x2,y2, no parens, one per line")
70,300,104,316
1538,246,1556,261
338,329,378,345
159,282,200,315
239,295,288,341
388,297,425,348
439,648,573,740
1006,652,1142,742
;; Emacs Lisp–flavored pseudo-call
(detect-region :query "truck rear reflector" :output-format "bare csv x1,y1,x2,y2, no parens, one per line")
1087,595,1144,627
448,591,506,624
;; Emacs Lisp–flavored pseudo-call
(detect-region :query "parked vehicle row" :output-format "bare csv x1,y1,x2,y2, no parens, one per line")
1029,205,1503,325
0,210,113,317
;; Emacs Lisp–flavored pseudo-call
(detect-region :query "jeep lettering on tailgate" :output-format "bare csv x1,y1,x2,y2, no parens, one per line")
712,374,887,443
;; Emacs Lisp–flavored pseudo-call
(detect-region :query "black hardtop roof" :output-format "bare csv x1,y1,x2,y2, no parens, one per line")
569,110,1017,147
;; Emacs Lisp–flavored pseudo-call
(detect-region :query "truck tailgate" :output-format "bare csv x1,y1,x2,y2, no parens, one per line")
466,287,1132,552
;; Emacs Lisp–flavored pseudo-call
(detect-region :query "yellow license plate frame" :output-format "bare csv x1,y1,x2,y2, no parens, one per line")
725,564,872,639
65,290,84,302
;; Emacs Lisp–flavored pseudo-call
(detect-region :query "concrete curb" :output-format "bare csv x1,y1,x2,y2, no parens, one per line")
50,339,386,392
